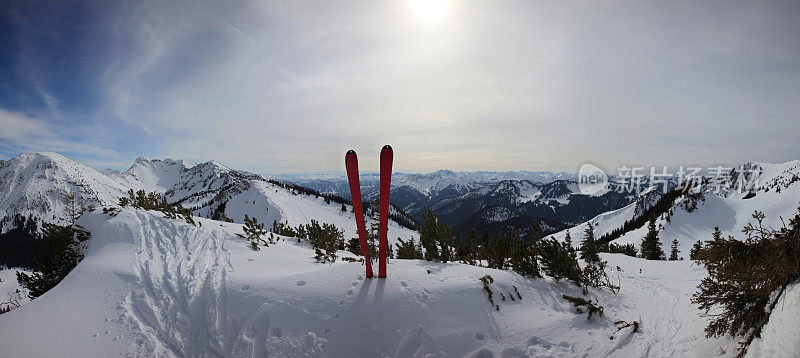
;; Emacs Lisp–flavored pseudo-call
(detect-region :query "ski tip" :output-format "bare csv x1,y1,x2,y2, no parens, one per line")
382,144,392,151
346,149,356,155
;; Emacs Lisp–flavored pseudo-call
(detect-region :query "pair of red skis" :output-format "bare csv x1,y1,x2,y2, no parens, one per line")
345,145,392,278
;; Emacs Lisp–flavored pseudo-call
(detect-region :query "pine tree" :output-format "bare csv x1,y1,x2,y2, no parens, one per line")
640,217,665,260
346,237,362,256
304,220,343,263
690,240,704,260
239,215,268,247
693,209,800,355
459,229,478,265
511,225,540,278
395,238,423,259
539,237,583,286
669,239,680,260
470,231,482,266
711,226,722,241
482,229,512,269
365,202,380,259
607,243,637,257
418,210,454,262
17,223,90,299
579,222,599,263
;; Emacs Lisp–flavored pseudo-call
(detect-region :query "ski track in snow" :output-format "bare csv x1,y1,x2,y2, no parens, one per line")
124,211,232,357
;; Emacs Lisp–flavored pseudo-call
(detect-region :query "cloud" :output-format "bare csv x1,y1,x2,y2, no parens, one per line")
3,0,800,172
0,108,114,156
0,109,48,140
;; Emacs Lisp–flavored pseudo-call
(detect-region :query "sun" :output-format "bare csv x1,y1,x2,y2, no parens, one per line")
410,0,450,24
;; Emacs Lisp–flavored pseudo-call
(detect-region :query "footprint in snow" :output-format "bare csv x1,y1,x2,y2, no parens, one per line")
241,284,250,291
475,333,485,341
296,280,307,286
400,281,408,287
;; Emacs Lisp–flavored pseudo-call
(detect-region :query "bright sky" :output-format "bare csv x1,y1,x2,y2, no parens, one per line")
1,0,799,174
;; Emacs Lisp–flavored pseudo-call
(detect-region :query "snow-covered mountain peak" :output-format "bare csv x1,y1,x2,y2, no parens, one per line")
124,157,192,190
14,151,71,163
0,152,132,230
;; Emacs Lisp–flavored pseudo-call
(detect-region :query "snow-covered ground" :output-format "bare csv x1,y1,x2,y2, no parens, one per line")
1,155,799,357
0,209,749,357
747,282,800,357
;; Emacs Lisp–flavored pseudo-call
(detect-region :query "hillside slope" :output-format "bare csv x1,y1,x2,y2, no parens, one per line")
0,209,745,357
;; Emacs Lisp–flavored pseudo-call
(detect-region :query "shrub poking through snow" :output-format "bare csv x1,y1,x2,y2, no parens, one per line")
395,238,424,259
101,207,120,217
269,220,344,262
610,320,640,340
418,210,456,262
237,215,269,249
0,289,24,315
562,294,604,319
692,208,800,357
119,189,196,226
480,275,499,311
582,259,619,293
513,285,522,300
272,220,298,237
304,220,344,263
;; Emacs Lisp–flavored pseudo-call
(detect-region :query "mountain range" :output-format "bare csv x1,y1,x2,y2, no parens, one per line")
282,170,643,239
0,152,417,244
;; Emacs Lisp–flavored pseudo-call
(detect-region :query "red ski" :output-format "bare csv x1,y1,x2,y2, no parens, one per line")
345,150,373,278
378,145,393,278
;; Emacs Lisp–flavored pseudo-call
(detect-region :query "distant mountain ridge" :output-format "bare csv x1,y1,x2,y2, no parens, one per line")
0,152,416,243
284,169,641,240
